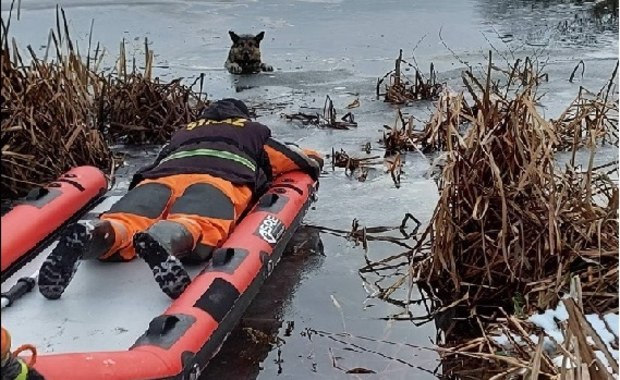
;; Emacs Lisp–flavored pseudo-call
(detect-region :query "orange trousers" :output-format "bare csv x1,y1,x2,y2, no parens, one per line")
99,173,252,261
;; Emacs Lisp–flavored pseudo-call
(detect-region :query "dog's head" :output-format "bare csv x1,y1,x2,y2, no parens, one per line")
228,31,265,64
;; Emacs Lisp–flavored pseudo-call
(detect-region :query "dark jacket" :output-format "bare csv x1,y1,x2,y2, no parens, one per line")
129,99,271,193
129,99,321,195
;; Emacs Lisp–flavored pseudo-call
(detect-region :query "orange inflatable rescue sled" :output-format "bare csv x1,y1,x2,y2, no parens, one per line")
1,166,108,280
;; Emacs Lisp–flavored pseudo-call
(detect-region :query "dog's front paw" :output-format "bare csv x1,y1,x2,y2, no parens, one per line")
261,63,274,72
227,62,243,74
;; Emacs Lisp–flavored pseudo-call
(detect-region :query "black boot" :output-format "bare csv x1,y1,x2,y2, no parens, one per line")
38,220,116,300
133,221,194,299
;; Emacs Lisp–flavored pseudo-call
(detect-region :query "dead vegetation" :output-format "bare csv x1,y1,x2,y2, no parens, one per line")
326,146,404,187
378,96,477,156
380,110,417,156
281,95,357,130
591,0,619,21
327,148,379,182
553,76,619,150
377,49,443,104
1,7,112,199
102,40,207,144
1,5,206,198
415,56,620,314
440,277,619,380
361,52,619,378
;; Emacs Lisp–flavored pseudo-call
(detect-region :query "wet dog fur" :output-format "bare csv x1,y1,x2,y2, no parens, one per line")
225,31,274,74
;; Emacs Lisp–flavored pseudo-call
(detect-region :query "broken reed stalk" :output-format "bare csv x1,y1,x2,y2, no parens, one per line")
380,109,419,156
281,95,357,130
329,148,379,182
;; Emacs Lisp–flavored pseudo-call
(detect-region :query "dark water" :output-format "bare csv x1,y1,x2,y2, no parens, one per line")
1,0,617,378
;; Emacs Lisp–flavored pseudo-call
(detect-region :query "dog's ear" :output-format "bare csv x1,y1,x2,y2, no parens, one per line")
229,30,240,43
255,31,265,43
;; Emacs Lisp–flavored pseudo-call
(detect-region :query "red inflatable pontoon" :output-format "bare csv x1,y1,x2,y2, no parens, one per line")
32,170,317,380
1,166,108,279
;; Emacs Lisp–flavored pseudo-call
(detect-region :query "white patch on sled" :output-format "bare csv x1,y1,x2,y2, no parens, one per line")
255,215,285,245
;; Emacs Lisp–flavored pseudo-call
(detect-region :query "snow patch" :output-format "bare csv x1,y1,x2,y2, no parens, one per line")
492,300,619,376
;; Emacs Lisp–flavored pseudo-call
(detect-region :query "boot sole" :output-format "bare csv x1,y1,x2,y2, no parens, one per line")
38,223,91,300
134,233,191,299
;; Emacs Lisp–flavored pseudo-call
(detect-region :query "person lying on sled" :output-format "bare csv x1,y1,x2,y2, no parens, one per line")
38,98,323,300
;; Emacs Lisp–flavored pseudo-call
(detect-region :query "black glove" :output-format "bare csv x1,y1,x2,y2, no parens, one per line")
307,153,324,172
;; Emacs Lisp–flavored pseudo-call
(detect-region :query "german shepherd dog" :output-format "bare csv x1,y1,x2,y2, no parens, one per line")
225,31,274,74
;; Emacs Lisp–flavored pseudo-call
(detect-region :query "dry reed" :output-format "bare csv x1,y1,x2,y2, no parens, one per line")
1,6,112,199
408,54,618,314
439,277,618,379
281,95,357,130
377,49,443,104
1,4,207,198
364,52,618,378
101,40,207,144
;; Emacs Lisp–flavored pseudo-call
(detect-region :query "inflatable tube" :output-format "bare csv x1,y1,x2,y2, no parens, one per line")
1,166,108,279
32,170,316,380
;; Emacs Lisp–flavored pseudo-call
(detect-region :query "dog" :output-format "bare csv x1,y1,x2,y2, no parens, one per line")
225,31,274,75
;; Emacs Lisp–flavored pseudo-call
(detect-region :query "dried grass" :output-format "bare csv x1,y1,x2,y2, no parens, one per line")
1,4,207,198
553,71,619,151
101,40,207,144
377,49,443,104
1,6,112,199
365,52,618,378
412,93,476,154
380,110,418,156
440,277,619,380
328,148,380,182
404,54,619,315
281,95,357,130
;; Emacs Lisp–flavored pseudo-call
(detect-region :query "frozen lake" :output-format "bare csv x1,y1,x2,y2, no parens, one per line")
1,0,617,378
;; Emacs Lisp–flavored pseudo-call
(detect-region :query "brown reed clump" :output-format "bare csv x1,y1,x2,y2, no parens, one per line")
418,60,617,314
413,94,477,154
1,7,112,199
364,54,619,378
376,49,443,104
380,110,418,156
101,40,208,145
1,5,209,199
376,53,618,318
379,96,474,155
553,67,619,151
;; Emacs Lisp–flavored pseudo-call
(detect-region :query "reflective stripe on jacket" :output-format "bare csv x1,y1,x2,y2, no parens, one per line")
131,116,271,194
129,100,322,193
